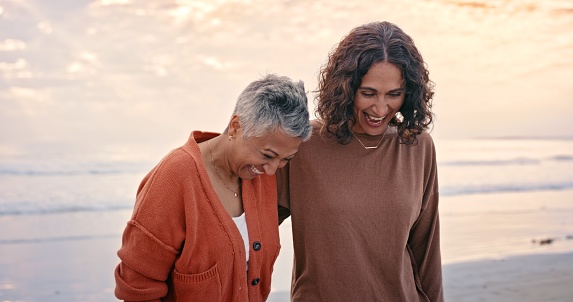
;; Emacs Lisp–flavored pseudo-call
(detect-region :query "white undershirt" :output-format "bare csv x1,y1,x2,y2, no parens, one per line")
231,212,250,270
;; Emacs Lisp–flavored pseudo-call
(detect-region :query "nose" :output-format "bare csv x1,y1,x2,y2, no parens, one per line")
372,97,389,116
262,159,280,175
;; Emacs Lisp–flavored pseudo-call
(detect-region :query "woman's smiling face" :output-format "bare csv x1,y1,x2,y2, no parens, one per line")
352,61,405,136
230,127,302,181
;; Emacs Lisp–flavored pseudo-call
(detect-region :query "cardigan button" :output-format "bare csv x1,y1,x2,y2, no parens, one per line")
253,241,261,251
251,278,260,286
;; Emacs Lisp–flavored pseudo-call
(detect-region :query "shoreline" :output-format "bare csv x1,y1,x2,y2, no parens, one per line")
442,251,573,302
439,189,573,265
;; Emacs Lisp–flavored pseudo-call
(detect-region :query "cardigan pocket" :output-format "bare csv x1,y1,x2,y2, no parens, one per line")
172,263,222,301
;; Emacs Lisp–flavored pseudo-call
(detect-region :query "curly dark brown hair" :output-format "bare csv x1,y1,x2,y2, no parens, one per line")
315,21,435,145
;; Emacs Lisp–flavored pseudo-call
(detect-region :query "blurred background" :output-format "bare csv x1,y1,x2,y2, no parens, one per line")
1,0,572,154
0,0,572,301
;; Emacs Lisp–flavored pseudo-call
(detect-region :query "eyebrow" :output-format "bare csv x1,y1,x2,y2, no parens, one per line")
263,148,279,157
389,88,406,93
358,87,405,93
263,148,297,159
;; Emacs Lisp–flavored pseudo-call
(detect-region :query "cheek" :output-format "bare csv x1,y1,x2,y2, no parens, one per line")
240,156,257,166
233,154,252,169
391,98,405,110
353,98,368,114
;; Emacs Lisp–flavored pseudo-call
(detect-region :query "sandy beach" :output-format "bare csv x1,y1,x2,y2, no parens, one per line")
442,252,573,302
1,189,572,301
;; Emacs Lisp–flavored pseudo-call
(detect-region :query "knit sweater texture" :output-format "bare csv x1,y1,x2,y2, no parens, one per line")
277,122,444,301
115,131,281,302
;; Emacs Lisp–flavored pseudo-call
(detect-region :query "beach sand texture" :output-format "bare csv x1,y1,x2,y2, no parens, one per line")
0,189,572,301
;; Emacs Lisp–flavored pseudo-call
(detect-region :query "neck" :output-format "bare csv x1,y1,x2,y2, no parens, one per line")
206,136,237,182
350,126,389,150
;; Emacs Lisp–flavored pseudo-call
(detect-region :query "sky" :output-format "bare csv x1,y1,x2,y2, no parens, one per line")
1,0,572,159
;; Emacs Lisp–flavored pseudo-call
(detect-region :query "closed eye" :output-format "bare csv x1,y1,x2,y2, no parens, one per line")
265,154,293,162
360,91,376,98
388,88,405,98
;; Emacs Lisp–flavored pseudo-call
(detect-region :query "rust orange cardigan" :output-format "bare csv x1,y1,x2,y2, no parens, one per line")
114,131,281,301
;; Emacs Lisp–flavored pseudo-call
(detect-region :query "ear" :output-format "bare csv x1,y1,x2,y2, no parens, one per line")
228,114,241,137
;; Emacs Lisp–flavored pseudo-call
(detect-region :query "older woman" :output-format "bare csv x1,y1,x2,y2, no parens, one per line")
115,74,312,301
277,21,443,301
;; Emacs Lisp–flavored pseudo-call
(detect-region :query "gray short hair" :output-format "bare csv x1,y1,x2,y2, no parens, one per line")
232,74,312,141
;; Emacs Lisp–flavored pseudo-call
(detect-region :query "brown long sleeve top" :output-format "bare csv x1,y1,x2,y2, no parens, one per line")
115,131,281,302
277,123,444,301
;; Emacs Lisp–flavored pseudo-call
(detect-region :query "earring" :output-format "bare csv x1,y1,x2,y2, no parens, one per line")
229,135,233,141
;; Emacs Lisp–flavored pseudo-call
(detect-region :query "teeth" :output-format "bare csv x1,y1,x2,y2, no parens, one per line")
250,165,264,175
366,114,385,122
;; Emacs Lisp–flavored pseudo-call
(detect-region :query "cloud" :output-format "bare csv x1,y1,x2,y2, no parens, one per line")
0,39,26,51
0,0,572,153
98,0,131,6
37,21,52,34
0,58,34,79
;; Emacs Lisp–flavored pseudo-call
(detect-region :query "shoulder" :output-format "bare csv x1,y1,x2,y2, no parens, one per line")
309,119,323,137
393,131,437,163
157,147,198,174
408,132,438,166
407,131,436,157
310,119,322,129
306,119,333,143
144,140,203,189
158,132,207,173
415,131,435,147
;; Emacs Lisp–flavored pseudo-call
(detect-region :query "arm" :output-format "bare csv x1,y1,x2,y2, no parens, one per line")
114,156,187,301
407,138,443,302
408,192,443,302
114,221,179,301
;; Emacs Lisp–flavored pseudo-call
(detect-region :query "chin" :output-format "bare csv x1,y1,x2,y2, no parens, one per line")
363,125,387,136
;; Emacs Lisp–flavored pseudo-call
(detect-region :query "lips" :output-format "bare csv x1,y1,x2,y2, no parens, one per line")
364,113,386,127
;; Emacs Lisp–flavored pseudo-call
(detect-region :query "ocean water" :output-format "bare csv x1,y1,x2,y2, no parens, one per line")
436,138,573,196
1,138,572,217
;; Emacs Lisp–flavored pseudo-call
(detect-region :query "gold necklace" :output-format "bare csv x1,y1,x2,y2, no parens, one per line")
207,140,239,197
350,128,388,150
